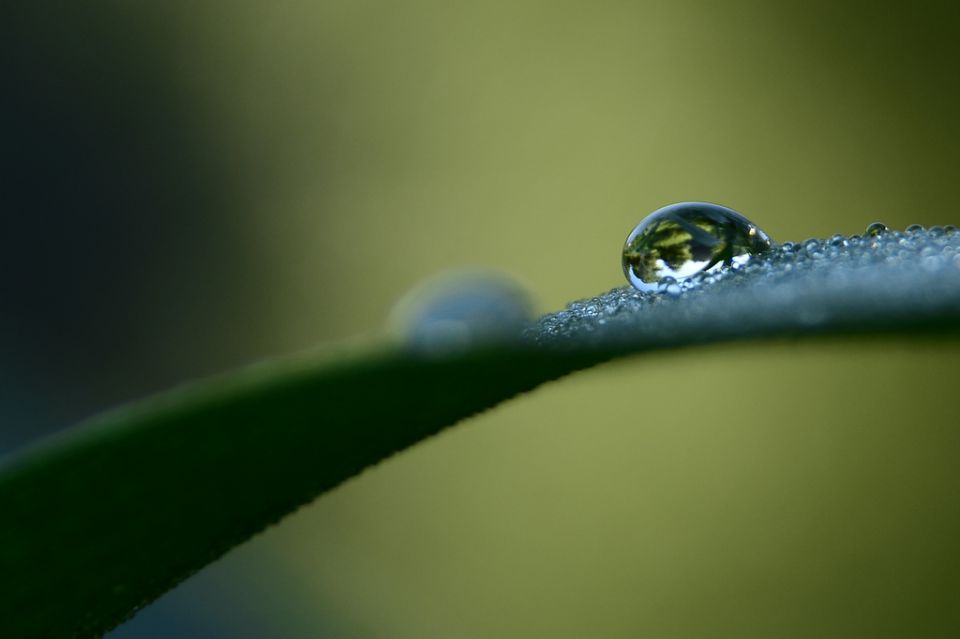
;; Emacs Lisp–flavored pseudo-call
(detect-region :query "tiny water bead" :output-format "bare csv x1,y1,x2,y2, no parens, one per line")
865,222,888,237
621,202,773,292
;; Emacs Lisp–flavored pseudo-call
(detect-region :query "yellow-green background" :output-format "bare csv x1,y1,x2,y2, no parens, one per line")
4,1,959,637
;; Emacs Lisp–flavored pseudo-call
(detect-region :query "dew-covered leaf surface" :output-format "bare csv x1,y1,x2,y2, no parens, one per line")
534,227,960,349
2,227,959,638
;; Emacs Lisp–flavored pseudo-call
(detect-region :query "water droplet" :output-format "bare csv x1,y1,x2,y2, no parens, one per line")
906,223,925,234
621,202,772,292
945,224,958,234
803,238,824,258
389,270,533,354
865,222,888,237
658,276,682,296
829,234,848,247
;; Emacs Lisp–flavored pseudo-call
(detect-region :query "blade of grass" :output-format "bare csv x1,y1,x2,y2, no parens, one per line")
2,228,959,638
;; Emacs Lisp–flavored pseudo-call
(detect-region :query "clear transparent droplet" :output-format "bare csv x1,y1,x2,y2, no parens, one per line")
865,222,888,237
621,202,772,292
659,276,681,296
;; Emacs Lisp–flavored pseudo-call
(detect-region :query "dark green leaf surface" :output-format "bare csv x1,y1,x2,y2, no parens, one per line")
2,228,960,638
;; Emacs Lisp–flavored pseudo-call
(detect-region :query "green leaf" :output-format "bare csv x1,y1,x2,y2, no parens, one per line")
2,228,959,638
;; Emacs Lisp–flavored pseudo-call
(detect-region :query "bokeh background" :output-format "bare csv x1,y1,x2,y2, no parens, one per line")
4,1,960,636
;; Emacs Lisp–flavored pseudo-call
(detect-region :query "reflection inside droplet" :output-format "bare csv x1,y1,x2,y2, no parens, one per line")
865,222,888,237
621,202,773,292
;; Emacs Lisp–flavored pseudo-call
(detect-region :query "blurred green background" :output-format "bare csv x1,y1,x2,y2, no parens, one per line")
3,1,960,636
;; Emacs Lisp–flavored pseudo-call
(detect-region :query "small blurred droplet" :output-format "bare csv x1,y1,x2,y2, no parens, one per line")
621,202,772,293
906,223,925,234
389,270,534,354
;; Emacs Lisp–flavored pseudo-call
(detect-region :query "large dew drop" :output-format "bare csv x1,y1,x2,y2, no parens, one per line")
622,202,773,292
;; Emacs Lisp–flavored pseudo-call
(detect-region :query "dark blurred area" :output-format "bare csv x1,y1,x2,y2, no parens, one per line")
1,4,273,449
2,8,290,631
3,1,960,637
